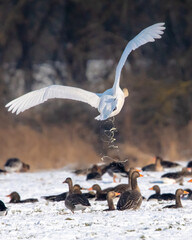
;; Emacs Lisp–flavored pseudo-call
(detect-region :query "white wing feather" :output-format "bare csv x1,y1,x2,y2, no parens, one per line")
6,85,100,115
113,22,165,91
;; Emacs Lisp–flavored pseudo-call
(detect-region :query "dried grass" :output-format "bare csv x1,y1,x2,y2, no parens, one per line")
0,121,99,170
0,114,192,171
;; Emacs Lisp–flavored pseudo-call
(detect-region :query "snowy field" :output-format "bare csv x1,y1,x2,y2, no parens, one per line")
1,161,192,240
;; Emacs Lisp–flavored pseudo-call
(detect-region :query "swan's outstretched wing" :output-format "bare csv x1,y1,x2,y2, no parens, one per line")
113,23,165,92
6,85,100,114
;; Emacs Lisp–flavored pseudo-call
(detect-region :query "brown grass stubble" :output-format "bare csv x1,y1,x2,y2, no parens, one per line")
1,112,192,171
0,118,100,171
0,123,152,171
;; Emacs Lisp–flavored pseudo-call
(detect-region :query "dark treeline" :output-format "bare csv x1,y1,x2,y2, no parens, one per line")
0,0,192,168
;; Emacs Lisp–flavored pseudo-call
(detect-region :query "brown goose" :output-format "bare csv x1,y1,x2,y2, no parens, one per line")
88,184,114,201
4,158,30,173
73,168,88,176
74,163,107,177
6,192,38,203
161,167,191,184
117,171,143,210
86,164,102,180
155,156,180,168
42,184,83,202
62,180,95,199
113,168,140,194
142,157,163,172
103,192,120,211
72,185,83,194
148,185,175,201
106,160,130,183
64,178,91,213
163,189,189,209
180,168,192,177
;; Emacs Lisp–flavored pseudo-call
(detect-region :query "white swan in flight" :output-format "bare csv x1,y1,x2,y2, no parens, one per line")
6,23,165,120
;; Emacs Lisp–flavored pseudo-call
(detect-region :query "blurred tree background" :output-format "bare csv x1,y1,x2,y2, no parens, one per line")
0,0,192,169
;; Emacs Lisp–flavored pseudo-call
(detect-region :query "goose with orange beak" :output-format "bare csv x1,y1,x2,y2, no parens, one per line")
117,171,143,210
148,185,175,201
104,191,121,211
113,168,141,194
163,189,189,209
88,184,114,201
161,167,191,184
63,177,91,213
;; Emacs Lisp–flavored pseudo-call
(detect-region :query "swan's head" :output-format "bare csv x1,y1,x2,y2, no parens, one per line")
123,88,129,98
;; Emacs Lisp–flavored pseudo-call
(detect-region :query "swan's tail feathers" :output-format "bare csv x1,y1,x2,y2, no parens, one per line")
95,115,101,121
95,114,109,121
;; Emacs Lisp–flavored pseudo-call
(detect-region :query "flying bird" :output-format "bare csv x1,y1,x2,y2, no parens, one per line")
6,23,165,120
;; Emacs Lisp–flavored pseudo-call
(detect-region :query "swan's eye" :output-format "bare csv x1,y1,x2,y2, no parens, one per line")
113,107,117,111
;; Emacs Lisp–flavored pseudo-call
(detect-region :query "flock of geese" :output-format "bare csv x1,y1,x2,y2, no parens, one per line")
1,156,192,215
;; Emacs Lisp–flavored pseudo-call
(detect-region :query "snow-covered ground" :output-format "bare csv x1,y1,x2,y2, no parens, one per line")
0,162,192,240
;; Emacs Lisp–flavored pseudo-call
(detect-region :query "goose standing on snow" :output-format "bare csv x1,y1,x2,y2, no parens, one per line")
63,178,91,213
6,23,165,121
113,167,140,193
117,171,143,210
42,184,82,202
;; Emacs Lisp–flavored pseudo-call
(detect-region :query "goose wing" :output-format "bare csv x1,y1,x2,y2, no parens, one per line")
117,190,142,210
6,85,100,115
113,22,165,92
67,194,91,206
